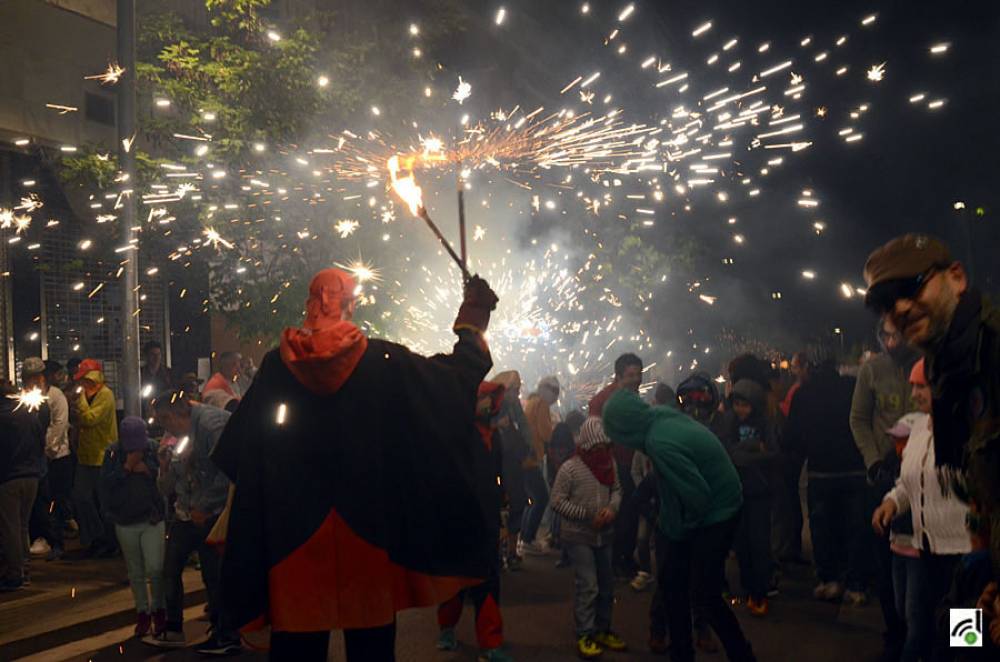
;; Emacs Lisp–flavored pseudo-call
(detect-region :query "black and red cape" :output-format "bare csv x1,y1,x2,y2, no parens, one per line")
211,321,494,632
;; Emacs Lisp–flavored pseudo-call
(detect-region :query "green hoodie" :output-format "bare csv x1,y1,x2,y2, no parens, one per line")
603,389,743,541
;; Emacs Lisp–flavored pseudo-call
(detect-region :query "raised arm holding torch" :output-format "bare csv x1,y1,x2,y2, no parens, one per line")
389,156,471,282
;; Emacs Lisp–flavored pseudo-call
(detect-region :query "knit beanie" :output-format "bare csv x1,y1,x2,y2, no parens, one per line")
120,416,149,453
578,416,609,451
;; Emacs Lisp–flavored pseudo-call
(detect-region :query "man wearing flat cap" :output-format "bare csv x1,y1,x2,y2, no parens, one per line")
863,233,1000,642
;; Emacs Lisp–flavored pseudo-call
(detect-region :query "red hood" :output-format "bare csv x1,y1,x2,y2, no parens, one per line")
475,381,506,449
279,321,368,395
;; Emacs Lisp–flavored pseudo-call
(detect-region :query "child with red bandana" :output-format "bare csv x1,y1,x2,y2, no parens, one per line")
551,417,627,659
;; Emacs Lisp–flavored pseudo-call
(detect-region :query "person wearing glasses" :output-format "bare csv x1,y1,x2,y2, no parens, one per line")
863,233,1000,649
849,312,918,655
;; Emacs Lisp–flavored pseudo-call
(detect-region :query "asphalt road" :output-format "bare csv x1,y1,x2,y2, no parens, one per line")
18,551,884,662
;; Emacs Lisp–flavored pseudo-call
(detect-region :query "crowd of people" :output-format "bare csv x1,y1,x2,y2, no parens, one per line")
1,233,998,662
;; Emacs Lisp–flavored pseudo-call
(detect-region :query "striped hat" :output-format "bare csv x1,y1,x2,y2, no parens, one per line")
577,416,610,450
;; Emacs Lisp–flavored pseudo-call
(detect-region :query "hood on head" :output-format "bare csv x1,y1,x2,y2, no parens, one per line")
676,371,719,410
74,358,104,382
603,389,656,448
279,320,368,395
732,379,766,415
578,416,610,450
492,370,521,395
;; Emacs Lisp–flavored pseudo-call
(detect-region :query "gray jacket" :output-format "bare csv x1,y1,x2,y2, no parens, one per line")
551,456,622,547
850,353,914,470
158,404,231,519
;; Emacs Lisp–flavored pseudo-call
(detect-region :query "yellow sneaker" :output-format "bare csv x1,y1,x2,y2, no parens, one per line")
592,631,627,652
577,635,603,659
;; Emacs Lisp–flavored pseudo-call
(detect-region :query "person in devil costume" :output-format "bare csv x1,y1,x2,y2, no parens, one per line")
210,268,499,661
436,380,513,662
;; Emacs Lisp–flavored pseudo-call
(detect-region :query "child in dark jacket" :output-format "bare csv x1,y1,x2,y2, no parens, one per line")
100,416,165,638
724,379,779,616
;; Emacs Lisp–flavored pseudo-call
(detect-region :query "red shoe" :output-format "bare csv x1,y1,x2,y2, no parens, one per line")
135,612,152,638
747,597,769,617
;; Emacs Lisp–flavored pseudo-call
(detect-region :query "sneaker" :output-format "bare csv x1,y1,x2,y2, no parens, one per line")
695,628,719,653
194,632,242,656
30,538,51,556
592,631,627,652
0,578,24,592
630,571,654,592
478,647,514,662
143,630,187,648
152,609,167,636
648,636,668,655
65,519,80,537
747,597,769,617
819,581,844,602
46,546,64,562
135,612,152,638
843,589,868,606
436,628,458,651
577,635,603,659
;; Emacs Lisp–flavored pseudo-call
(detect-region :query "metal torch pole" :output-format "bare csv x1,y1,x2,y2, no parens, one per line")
118,0,141,416
457,169,468,272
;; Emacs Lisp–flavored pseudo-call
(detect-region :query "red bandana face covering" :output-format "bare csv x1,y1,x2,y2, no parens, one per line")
577,445,615,485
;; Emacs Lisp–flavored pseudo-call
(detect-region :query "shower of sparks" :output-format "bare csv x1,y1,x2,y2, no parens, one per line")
334,219,360,238
867,62,887,82
9,387,48,413
84,62,126,85
452,76,472,104
203,228,234,250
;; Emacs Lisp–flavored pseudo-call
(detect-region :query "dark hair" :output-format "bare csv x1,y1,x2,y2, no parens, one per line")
727,354,770,391
565,410,586,433
614,353,643,379
67,358,82,372
654,383,678,408
142,341,162,354
152,389,193,416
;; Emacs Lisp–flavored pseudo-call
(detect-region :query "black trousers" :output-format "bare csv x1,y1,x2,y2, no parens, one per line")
269,622,397,661
612,463,637,572
658,515,756,662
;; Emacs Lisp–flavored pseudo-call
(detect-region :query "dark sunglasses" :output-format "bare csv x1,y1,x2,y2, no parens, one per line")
864,266,943,314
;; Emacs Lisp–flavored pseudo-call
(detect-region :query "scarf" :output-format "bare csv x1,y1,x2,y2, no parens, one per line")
577,446,615,486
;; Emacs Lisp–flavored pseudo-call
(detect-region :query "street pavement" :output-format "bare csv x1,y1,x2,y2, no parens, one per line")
4,547,885,661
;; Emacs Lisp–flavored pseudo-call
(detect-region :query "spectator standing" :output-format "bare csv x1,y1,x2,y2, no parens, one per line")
493,370,533,570
785,359,869,605
775,351,810,565
0,376,46,591
72,358,119,556
101,417,166,638
722,379,780,616
863,234,1000,646
202,351,242,411
145,394,237,654
849,318,916,658
551,417,626,659
589,353,644,578
521,375,560,554
872,359,971,661
25,358,70,561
